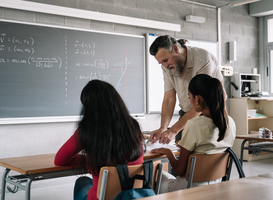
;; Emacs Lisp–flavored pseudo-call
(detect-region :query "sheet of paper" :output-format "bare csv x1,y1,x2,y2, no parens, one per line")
145,141,180,152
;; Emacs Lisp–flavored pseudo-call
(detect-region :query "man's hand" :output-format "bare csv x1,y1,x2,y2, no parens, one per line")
158,129,177,144
149,128,177,144
149,128,165,144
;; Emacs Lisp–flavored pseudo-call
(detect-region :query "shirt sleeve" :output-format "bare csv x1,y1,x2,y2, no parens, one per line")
54,129,84,166
177,120,199,152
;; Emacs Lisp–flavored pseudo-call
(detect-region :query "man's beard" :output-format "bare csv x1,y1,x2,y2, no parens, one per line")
170,56,186,77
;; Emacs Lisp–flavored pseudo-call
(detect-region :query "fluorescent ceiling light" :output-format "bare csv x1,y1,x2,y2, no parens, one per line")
226,0,262,7
185,15,206,23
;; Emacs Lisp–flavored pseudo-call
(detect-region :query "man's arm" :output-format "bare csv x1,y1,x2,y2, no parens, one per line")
160,89,176,130
149,89,176,143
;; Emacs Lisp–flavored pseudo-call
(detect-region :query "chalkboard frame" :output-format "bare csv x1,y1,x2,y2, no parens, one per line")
0,19,146,124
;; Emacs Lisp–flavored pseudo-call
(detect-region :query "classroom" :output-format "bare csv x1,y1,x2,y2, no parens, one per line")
1,0,273,199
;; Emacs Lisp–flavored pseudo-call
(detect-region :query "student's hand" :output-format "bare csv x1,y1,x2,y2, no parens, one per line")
149,128,165,144
151,147,171,155
158,129,177,144
175,140,181,147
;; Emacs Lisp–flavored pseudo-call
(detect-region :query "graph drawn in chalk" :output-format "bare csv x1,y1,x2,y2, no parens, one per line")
113,58,132,90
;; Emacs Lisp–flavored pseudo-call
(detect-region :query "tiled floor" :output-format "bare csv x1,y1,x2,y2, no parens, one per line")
3,157,273,200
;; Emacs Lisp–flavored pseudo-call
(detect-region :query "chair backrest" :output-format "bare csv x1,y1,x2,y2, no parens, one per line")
185,152,230,188
97,160,163,200
185,148,246,188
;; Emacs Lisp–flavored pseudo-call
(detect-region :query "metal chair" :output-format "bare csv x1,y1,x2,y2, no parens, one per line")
186,147,245,188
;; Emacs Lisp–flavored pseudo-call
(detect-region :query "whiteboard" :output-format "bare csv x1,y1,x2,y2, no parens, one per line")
146,33,218,114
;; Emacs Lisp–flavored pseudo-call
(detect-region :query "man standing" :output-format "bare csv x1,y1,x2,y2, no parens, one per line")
149,35,224,144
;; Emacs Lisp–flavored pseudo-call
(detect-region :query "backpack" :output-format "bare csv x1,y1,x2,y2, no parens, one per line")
114,160,156,200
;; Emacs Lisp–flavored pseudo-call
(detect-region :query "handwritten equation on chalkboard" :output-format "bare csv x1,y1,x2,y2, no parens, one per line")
0,21,145,119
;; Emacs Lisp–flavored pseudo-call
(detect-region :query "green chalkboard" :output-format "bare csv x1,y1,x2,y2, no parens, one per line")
0,20,145,123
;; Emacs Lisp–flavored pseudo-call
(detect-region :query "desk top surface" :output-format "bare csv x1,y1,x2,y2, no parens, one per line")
0,154,76,175
236,134,273,142
0,131,179,175
138,176,273,200
0,151,179,175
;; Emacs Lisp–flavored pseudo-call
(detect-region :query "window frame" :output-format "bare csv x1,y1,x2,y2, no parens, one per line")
263,15,273,95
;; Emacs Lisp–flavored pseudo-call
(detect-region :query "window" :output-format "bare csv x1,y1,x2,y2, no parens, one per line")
270,50,273,93
268,18,273,43
264,15,273,94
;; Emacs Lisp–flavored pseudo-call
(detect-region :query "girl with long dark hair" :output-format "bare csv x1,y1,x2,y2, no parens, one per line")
152,74,236,193
54,80,144,200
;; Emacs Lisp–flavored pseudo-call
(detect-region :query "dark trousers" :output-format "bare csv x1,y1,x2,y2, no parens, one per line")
74,176,93,200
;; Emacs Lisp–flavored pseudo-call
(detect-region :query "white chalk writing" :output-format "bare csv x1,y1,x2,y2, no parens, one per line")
75,71,111,81
28,56,62,69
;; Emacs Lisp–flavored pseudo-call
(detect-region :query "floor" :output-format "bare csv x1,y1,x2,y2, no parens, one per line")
2,157,273,200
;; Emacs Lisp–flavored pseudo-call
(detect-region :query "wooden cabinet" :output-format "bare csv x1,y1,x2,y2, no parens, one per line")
230,97,273,161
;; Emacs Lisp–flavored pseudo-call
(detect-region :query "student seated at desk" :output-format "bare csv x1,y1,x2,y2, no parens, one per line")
54,80,144,200
151,74,236,193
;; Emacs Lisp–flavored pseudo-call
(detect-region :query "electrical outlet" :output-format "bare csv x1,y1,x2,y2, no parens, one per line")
221,66,233,76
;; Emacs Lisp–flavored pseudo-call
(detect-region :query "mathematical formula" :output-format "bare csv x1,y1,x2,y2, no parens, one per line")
0,32,133,100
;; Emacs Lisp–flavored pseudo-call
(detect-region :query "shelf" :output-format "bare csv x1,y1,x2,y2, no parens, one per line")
230,97,273,162
248,97,273,101
241,80,257,83
248,116,269,120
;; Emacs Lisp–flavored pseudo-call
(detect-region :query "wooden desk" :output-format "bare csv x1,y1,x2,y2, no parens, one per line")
138,176,273,200
236,134,273,142
0,151,178,200
0,154,84,200
236,134,273,166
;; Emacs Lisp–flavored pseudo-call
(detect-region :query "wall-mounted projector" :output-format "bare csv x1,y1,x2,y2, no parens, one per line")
185,15,206,23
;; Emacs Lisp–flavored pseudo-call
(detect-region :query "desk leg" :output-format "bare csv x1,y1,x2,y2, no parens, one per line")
25,175,35,200
240,139,248,167
1,168,11,200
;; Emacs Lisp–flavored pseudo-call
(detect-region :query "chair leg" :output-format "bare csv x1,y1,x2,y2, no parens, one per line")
1,168,11,200
240,140,247,167
155,163,163,194
186,156,196,188
99,170,108,200
225,157,233,181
